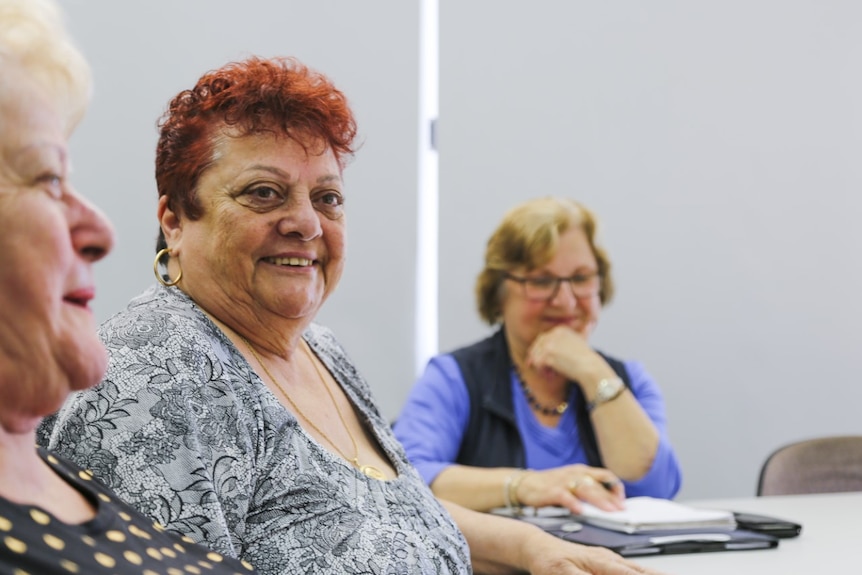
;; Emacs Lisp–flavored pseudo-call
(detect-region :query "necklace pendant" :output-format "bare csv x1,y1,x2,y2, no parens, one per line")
359,464,386,481
555,402,568,415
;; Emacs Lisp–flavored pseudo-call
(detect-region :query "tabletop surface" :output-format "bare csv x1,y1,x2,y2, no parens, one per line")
632,491,861,574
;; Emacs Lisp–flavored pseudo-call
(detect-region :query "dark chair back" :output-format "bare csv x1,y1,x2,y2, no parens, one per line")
757,435,862,496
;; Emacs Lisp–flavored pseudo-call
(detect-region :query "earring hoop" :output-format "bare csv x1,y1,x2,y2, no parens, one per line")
153,247,183,287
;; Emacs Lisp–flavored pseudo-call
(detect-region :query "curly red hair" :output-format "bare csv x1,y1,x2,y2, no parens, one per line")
155,56,357,247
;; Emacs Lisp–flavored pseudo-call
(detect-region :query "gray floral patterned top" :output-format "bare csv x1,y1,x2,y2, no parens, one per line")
44,285,471,575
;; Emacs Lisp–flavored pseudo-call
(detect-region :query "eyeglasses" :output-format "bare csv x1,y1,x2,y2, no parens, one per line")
504,271,601,302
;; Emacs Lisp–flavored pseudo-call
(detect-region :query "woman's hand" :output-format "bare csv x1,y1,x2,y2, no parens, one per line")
518,528,666,575
516,464,625,515
525,325,664,482
526,325,614,389
443,500,667,575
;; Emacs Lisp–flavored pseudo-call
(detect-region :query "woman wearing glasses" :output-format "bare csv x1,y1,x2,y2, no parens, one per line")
393,197,682,514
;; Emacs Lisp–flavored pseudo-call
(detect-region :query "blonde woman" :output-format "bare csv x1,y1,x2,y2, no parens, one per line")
395,197,682,514
0,1,254,572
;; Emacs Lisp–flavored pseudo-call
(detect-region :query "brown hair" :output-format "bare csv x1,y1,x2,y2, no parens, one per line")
154,56,358,249
475,197,614,324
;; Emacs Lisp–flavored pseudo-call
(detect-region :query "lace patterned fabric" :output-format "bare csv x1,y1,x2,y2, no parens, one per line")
44,284,470,575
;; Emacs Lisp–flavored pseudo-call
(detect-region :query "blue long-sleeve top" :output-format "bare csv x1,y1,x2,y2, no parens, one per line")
393,353,682,499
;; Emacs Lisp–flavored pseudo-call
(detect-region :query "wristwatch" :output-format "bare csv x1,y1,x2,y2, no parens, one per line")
586,377,625,412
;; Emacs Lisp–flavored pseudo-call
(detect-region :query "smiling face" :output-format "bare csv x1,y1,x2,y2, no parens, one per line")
161,131,346,339
500,226,602,353
0,72,115,433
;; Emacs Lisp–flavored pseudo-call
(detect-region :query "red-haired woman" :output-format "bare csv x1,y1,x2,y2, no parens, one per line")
45,57,665,575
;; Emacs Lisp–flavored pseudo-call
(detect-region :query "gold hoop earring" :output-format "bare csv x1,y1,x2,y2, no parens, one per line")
153,247,183,287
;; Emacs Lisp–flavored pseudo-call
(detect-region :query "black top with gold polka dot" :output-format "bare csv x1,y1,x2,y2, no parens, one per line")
0,448,257,575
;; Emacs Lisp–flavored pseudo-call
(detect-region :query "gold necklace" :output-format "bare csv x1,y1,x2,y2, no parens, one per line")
239,335,386,480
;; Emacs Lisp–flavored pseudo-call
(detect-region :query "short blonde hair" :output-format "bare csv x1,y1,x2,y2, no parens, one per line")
0,0,91,133
476,197,615,324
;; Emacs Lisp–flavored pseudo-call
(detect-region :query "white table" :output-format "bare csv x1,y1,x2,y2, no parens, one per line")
633,492,861,574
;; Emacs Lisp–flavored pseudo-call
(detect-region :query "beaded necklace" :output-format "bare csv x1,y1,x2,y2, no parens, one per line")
513,365,570,416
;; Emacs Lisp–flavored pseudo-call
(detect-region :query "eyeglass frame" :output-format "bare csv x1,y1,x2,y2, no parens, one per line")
502,271,602,302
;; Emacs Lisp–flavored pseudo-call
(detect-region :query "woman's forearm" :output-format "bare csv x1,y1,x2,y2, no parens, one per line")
432,465,521,512
441,498,534,574
590,391,660,479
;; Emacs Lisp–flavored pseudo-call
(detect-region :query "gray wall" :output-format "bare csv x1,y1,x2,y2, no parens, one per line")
60,0,420,419
439,1,862,499
60,1,862,501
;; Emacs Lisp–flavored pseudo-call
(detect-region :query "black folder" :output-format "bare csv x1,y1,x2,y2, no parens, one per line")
551,524,779,557
516,515,779,557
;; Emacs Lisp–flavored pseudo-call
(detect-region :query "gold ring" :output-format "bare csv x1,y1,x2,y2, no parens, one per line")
569,475,599,493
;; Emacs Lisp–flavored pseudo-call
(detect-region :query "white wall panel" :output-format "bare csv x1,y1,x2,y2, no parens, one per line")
439,0,862,499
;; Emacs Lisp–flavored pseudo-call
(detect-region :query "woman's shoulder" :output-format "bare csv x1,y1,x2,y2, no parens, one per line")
448,327,504,357
36,447,121,504
91,285,257,409
99,285,233,361
18,449,255,575
611,355,652,383
99,285,190,335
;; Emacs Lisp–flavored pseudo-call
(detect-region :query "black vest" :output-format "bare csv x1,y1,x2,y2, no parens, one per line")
450,327,631,469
